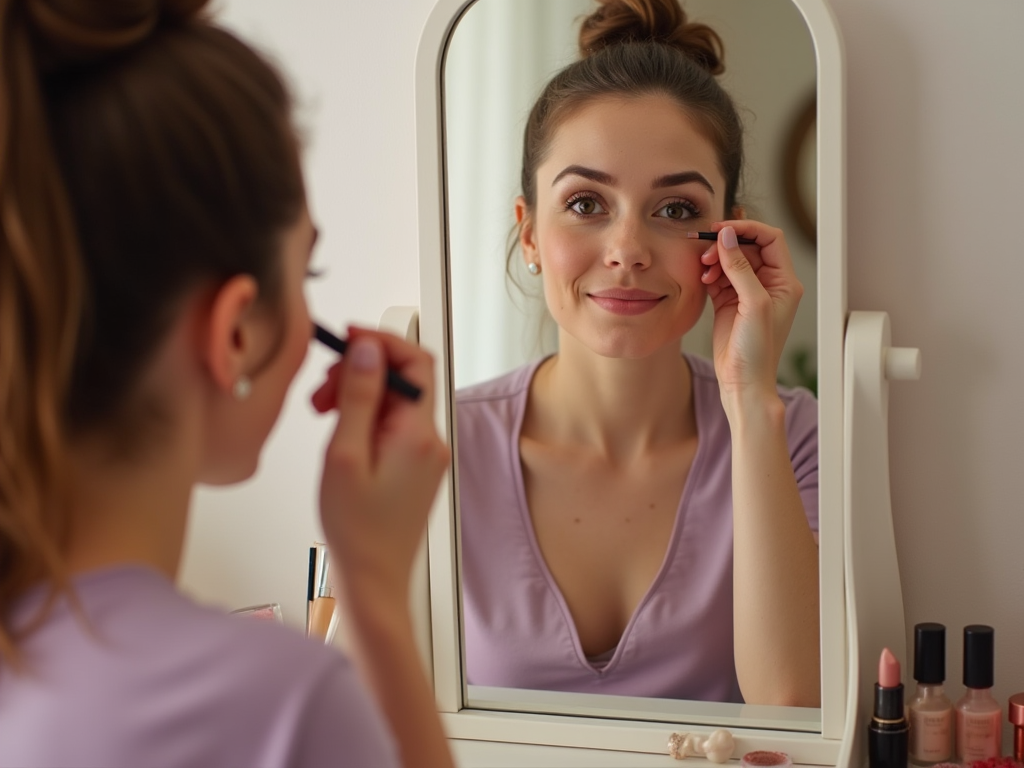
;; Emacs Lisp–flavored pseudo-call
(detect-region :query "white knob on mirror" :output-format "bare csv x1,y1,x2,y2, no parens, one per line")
884,347,922,381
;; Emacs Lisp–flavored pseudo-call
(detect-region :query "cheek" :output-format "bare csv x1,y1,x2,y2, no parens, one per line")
284,289,311,374
542,226,597,280
670,240,710,282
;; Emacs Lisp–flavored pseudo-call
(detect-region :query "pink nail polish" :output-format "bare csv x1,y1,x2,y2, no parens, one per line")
721,226,738,250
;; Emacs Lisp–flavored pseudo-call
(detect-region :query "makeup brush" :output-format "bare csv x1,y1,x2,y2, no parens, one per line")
686,231,757,245
313,323,422,401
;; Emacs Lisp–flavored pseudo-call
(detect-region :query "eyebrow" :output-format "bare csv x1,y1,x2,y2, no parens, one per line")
551,165,715,196
551,165,615,187
652,171,715,196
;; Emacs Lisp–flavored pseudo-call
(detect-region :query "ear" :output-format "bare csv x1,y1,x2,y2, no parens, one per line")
514,196,539,265
202,274,262,395
731,204,746,220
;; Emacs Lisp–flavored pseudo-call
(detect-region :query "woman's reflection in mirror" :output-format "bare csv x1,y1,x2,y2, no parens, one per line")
457,0,820,707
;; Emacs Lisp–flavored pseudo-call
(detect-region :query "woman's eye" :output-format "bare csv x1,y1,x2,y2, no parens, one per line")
656,202,698,220
567,197,605,216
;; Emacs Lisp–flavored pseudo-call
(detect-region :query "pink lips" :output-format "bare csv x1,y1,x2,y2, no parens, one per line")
588,288,664,316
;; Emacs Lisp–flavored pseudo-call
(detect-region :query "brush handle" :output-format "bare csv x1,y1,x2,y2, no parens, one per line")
688,231,758,245
313,324,423,401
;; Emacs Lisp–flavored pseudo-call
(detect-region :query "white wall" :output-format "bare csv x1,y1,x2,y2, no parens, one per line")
829,0,1024,741
180,0,1024,752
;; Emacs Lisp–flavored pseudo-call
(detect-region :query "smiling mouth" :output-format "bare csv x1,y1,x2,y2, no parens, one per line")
587,289,665,316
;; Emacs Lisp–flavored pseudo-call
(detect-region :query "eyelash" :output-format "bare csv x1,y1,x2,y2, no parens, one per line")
657,198,702,220
305,267,326,279
564,192,604,218
563,192,703,221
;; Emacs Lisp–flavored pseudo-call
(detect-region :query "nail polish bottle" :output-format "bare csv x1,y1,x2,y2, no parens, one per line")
908,623,953,765
955,625,1002,763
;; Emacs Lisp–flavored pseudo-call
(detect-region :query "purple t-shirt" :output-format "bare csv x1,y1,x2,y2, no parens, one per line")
0,566,399,768
456,354,818,703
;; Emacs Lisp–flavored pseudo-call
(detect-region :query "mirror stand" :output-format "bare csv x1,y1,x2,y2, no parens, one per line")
839,311,920,767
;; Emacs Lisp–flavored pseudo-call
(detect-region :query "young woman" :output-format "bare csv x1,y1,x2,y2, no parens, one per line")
457,0,820,707
0,1,453,766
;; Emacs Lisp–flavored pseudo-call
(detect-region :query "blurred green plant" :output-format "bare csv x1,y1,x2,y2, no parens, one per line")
779,345,817,396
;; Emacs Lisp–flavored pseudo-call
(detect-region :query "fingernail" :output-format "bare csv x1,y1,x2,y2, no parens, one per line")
702,246,715,260
721,226,738,250
349,338,381,371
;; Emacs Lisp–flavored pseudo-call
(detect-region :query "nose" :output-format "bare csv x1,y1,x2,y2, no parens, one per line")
603,213,651,271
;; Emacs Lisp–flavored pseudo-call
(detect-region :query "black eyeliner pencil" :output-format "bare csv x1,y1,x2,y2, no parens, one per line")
313,323,423,401
306,546,316,633
686,231,757,245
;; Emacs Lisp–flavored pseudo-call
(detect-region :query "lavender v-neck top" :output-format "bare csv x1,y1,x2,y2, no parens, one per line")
0,566,398,768
456,354,818,703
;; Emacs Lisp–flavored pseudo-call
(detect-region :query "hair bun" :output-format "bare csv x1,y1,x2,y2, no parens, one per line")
24,0,208,70
579,0,725,76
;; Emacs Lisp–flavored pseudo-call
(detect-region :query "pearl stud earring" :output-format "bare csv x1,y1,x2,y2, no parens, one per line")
527,262,540,275
233,376,252,401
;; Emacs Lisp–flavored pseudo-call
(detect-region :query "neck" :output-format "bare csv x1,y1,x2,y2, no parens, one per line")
63,419,200,581
529,333,696,462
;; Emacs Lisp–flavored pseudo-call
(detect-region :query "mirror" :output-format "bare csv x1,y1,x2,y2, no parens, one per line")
446,0,817,392
441,0,824,727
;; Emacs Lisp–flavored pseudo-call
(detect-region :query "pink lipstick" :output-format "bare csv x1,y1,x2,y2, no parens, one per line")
869,647,909,768
587,288,663,316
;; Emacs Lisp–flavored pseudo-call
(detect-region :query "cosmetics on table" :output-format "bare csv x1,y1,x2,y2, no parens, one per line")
956,625,1002,763
908,623,954,765
869,647,910,768
307,544,336,642
230,603,283,623
741,751,792,768
1009,693,1024,763
306,545,317,633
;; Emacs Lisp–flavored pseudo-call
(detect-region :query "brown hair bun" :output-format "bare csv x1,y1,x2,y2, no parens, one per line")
24,0,207,70
579,0,725,76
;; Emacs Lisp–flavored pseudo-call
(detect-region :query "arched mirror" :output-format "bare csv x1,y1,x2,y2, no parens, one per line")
415,0,859,761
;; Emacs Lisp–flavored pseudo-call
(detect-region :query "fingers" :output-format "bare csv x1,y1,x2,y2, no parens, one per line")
346,327,436,414
312,327,436,415
700,245,724,285
325,335,387,475
311,362,342,413
711,219,793,271
714,226,770,312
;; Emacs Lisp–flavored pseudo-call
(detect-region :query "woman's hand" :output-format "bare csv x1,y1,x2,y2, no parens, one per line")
312,328,456,768
311,327,449,604
701,223,820,706
699,220,803,401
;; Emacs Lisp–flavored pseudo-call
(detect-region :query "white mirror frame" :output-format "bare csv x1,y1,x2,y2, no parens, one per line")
411,0,906,762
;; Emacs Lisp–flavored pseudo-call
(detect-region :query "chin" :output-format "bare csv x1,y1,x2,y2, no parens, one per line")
583,331,678,360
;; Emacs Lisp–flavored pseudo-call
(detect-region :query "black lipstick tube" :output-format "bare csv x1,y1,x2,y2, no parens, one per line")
868,682,909,768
